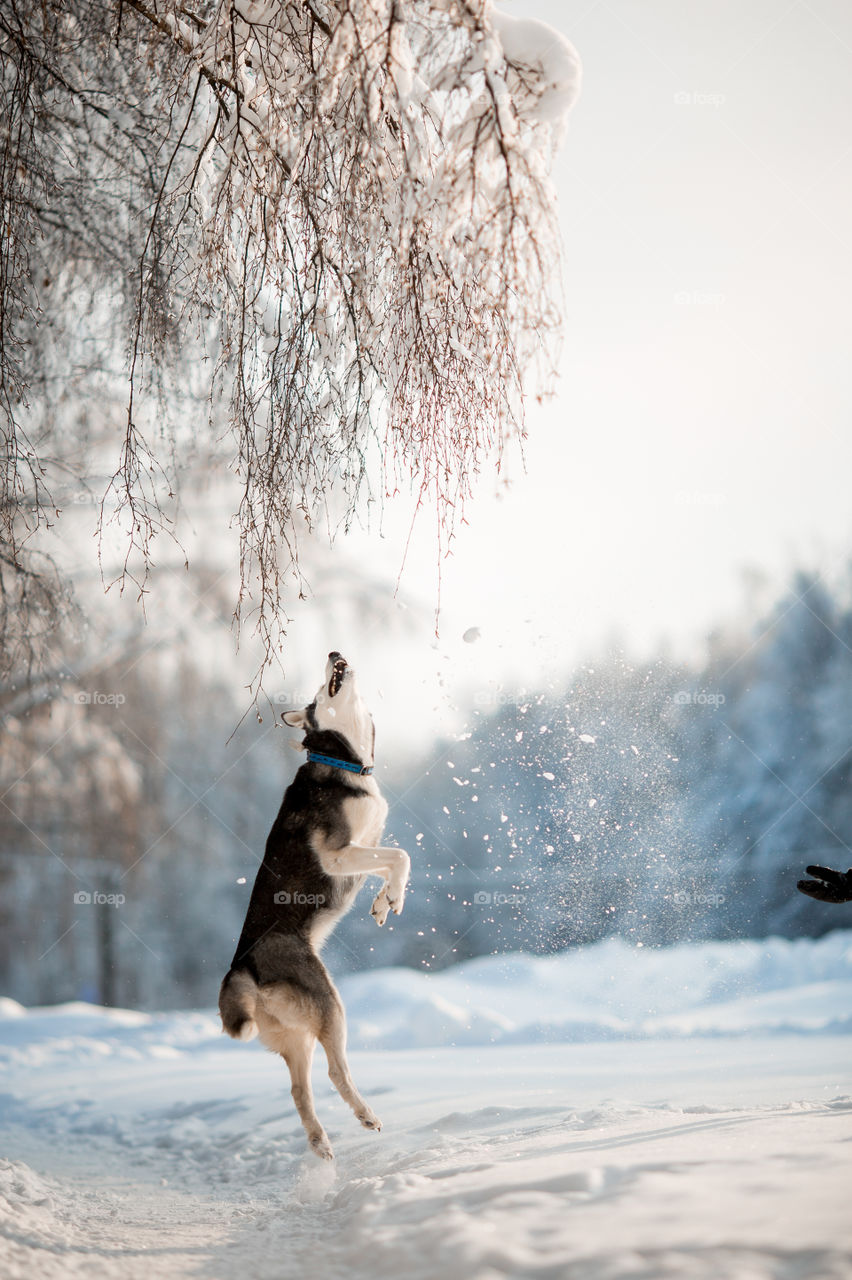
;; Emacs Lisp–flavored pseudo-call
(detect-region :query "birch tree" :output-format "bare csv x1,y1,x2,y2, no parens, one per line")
0,0,580,682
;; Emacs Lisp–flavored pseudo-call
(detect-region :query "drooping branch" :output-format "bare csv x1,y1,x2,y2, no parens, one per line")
0,0,580,689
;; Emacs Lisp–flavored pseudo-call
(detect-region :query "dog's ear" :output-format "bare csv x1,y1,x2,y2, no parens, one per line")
281,708,309,729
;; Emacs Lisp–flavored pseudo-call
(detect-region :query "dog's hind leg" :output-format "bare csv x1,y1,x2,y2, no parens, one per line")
278,1030,334,1160
319,992,382,1133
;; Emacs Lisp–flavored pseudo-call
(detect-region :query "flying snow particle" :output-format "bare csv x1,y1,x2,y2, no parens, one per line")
463,627,481,644
578,733,596,744
237,877,246,885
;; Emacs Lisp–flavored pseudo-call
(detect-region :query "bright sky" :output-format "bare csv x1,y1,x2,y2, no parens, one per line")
330,0,852,729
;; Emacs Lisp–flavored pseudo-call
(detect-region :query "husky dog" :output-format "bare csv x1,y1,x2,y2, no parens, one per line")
218,652,410,1159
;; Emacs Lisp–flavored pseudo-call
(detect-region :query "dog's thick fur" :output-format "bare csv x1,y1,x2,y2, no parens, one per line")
218,653,410,1160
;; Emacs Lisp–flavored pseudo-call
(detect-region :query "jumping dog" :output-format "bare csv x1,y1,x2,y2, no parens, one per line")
218,652,410,1159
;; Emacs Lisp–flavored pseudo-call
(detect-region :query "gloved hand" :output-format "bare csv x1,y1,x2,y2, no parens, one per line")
796,865,852,904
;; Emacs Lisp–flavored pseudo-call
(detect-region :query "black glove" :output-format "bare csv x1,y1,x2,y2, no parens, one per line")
797,865,852,904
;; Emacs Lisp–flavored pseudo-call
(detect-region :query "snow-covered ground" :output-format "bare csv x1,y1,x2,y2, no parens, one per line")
2,934,851,1279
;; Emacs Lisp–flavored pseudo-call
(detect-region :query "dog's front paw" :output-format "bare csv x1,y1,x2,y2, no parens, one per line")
387,852,410,916
370,889,390,927
387,881,407,916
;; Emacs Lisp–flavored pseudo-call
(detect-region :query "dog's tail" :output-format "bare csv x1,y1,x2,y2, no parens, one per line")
218,968,259,1041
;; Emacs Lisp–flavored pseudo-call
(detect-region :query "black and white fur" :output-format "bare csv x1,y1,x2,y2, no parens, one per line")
218,653,410,1160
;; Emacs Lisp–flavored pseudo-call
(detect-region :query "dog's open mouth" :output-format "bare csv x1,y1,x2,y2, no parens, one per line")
328,655,348,698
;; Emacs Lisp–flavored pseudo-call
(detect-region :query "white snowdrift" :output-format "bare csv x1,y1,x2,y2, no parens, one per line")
491,7,582,138
1,935,851,1279
340,930,852,1049
0,932,849,1066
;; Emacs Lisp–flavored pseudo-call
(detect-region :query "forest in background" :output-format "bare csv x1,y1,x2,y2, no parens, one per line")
1,566,849,1009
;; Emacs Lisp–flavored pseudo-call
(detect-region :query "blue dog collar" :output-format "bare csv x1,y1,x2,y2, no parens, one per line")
307,751,373,777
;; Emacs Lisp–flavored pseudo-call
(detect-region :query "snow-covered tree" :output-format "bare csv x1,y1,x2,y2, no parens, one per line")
0,0,580,680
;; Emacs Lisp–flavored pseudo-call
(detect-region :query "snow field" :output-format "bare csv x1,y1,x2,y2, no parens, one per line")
1,934,851,1278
